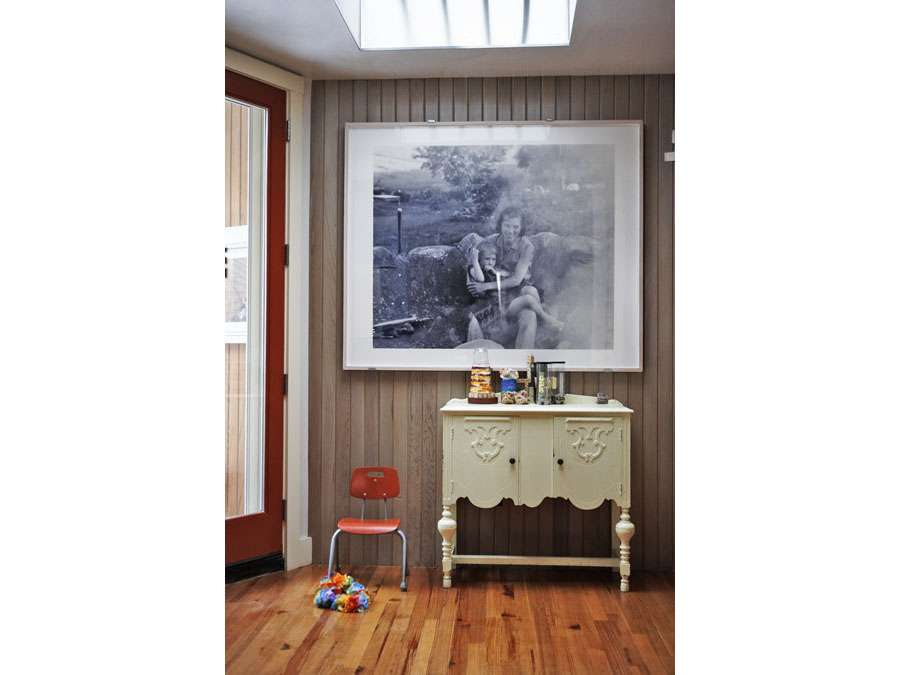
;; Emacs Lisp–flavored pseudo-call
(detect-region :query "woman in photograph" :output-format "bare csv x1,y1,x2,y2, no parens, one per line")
465,207,563,348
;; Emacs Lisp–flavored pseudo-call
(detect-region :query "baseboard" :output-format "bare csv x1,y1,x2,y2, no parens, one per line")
286,536,313,570
225,551,285,584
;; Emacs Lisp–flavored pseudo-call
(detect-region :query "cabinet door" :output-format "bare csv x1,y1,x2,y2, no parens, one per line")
518,416,553,507
450,415,519,508
553,416,627,509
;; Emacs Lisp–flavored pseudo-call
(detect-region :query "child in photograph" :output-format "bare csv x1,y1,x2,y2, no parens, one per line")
466,240,504,335
466,238,563,345
467,240,505,286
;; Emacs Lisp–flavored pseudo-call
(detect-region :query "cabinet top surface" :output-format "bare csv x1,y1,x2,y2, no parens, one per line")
441,394,633,415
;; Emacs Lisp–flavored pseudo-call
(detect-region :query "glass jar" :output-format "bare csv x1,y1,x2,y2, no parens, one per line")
549,364,566,403
468,347,493,399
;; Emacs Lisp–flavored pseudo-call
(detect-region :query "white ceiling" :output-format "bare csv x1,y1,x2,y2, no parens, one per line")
225,0,674,80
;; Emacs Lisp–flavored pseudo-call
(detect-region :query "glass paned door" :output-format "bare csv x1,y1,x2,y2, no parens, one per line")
224,70,286,565
224,97,267,519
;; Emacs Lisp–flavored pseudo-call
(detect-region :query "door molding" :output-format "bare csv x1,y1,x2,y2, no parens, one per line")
226,48,312,569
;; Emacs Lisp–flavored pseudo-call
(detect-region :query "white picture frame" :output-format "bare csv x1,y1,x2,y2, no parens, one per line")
343,121,642,371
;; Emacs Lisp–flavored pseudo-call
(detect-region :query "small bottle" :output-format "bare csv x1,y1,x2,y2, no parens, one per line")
526,354,535,403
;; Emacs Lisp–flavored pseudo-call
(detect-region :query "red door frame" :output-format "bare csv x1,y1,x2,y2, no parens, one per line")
225,70,286,564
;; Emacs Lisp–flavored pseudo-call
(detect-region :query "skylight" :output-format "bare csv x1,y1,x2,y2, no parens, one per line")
334,0,578,50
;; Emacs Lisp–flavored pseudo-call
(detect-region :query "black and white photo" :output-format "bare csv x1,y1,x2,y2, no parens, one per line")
344,122,642,370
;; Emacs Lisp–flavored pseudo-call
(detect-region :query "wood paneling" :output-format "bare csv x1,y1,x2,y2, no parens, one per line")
224,343,246,517
307,80,325,560
308,75,675,570
321,80,340,570
224,100,249,518
224,100,249,228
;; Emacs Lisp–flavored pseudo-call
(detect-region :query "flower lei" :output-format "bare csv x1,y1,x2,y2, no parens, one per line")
315,572,370,613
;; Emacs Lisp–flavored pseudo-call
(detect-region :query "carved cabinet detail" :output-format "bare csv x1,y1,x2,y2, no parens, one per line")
554,416,628,510
448,415,518,507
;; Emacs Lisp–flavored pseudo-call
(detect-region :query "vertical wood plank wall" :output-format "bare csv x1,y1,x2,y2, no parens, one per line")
308,75,675,570
225,101,249,518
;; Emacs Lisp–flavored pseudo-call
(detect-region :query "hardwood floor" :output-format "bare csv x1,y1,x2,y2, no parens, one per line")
226,565,675,674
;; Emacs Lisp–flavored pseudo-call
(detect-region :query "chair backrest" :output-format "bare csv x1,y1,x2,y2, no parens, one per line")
349,466,400,500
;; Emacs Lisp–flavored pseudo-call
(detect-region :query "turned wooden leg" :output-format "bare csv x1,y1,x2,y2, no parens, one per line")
450,502,457,570
615,507,635,592
437,503,457,588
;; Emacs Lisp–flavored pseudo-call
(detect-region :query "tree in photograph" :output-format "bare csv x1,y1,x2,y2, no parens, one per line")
515,145,612,193
413,145,510,218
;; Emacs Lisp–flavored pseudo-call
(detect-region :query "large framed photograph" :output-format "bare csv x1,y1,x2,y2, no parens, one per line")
343,121,642,371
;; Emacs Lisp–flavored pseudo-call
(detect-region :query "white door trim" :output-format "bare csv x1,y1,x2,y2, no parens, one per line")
226,48,312,569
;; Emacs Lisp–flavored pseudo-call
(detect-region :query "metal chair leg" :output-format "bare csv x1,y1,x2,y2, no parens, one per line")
327,529,341,578
334,533,341,573
397,529,408,591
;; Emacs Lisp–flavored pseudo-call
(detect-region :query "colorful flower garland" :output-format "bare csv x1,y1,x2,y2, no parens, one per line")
314,572,370,612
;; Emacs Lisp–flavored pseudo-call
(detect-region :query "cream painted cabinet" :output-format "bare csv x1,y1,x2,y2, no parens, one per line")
447,415,519,507
553,415,629,510
437,395,635,592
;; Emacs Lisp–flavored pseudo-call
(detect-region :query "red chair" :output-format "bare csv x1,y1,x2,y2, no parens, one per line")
327,466,408,591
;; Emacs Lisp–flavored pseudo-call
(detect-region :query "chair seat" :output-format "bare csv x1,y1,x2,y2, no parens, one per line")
337,517,401,535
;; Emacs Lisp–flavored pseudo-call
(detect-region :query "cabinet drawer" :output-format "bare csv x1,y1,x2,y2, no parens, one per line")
449,415,519,507
553,416,628,509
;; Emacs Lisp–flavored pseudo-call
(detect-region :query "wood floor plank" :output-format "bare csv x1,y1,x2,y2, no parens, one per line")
226,565,674,674
391,568,434,674
409,618,437,675
426,584,458,673
372,572,418,674
334,566,389,670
